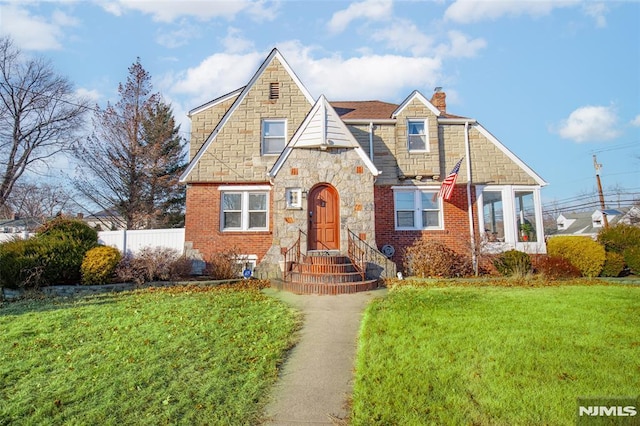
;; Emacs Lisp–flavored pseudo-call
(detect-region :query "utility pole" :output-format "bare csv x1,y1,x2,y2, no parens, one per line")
593,155,609,228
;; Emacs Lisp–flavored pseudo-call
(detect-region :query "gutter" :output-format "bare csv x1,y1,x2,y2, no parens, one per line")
368,122,374,161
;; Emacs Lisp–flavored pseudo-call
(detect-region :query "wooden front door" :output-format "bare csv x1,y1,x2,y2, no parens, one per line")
308,184,339,250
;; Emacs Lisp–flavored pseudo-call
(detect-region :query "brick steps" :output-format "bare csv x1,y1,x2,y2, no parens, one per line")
282,253,380,295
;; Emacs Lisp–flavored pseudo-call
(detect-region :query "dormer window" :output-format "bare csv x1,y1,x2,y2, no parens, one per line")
262,119,286,155
408,119,428,152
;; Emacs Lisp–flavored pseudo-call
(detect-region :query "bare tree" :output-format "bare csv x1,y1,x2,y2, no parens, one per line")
0,36,90,213
5,181,73,219
74,58,185,229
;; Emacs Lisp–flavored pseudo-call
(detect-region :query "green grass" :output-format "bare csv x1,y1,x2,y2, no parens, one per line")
351,285,640,425
0,287,301,425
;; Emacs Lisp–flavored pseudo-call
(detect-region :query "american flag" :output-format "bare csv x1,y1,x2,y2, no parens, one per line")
438,158,463,201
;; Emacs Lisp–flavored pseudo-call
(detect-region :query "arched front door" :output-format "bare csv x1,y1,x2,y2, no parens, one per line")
308,184,339,251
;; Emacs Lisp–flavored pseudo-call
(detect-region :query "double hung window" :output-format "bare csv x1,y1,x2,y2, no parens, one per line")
262,119,286,155
394,189,441,230
221,190,268,231
407,119,428,152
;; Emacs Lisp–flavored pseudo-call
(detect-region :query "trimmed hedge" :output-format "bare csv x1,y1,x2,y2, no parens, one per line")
493,250,532,277
546,236,605,278
600,251,626,278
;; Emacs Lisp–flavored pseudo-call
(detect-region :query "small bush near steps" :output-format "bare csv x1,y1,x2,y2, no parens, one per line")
403,239,473,278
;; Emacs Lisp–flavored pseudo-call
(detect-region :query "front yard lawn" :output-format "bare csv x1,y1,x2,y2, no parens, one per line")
351,284,640,425
0,286,301,425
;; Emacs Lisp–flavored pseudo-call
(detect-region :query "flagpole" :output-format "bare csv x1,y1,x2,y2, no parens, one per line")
464,121,477,275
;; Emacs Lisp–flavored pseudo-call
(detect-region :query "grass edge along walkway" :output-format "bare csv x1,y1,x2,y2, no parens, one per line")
0,286,302,426
350,284,640,425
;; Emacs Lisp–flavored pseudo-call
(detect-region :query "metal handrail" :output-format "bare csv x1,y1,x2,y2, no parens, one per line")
283,230,301,280
347,229,397,280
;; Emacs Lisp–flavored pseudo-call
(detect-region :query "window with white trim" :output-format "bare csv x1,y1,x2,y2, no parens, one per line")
394,189,442,230
262,119,286,155
221,191,268,231
407,119,428,152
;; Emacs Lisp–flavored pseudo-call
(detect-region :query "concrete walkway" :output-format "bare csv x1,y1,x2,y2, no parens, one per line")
262,287,387,425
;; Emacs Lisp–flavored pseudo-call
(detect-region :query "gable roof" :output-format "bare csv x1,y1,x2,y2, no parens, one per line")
269,95,380,178
393,90,442,117
473,123,548,186
179,48,315,183
188,87,244,117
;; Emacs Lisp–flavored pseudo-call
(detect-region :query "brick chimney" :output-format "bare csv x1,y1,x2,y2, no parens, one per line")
431,87,446,113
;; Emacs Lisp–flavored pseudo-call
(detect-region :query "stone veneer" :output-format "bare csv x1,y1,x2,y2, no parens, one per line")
257,146,377,278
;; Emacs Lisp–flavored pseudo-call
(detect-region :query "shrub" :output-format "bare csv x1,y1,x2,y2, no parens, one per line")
204,248,244,280
81,246,122,285
532,255,581,280
0,238,43,289
547,236,605,278
114,254,148,285
600,251,626,278
36,216,98,247
493,250,532,277
623,246,640,275
0,217,99,288
597,224,640,254
403,239,473,278
114,247,191,285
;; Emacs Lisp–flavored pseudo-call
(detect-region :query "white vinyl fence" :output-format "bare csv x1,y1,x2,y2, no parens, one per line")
0,228,185,255
98,228,185,255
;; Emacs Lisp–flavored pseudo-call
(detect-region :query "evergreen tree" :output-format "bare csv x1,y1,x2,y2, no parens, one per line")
75,58,185,229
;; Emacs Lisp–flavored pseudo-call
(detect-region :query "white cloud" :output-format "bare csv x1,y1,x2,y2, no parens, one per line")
444,0,579,24
169,52,264,105
556,105,621,143
436,31,487,58
0,4,77,50
327,0,393,34
170,43,444,108
99,0,272,23
582,2,608,28
370,19,434,55
156,25,201,49
631,115,640,127
221,27,254,54
76,87,102,104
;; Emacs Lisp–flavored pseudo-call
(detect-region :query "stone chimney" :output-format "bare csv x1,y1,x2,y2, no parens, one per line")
431,87,446,113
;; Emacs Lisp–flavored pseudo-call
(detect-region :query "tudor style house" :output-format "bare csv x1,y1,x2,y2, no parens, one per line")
180,48,547,291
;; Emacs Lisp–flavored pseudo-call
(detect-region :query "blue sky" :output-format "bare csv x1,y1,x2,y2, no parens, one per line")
1,0,638,213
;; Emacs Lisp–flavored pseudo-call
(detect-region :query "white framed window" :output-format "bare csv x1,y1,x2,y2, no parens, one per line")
407,119,428,152
262,119,286,155
221,190,269,231
393,188,442,230
285,188,302,209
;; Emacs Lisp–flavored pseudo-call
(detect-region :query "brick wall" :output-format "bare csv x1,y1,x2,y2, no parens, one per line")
374,185,479,269
184,183,273,261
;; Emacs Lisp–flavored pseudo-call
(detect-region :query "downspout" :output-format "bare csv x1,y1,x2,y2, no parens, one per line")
464,121,478,275
368,122,374,161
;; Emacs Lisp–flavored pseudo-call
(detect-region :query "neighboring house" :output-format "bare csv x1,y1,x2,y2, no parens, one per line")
179,48,547,280
78,209,126,231
552,206,640,239
0,216,43,233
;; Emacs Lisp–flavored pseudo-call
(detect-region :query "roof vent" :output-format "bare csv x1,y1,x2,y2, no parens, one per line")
269,82,280,100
